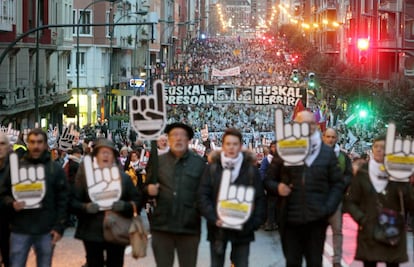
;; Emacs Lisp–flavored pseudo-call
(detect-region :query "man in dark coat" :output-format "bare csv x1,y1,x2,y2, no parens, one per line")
0,128,69,267
265,111,344,267
198,128,266,267
145,123,206,267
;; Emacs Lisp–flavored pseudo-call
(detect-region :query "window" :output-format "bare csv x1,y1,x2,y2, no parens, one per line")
106,11,110,37
79,52,86,75
72,9,76,34
79,10,92,35
67,53,72,75
406,20,414,40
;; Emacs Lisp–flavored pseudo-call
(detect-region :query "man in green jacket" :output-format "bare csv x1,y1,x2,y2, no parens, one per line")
146,122,206,267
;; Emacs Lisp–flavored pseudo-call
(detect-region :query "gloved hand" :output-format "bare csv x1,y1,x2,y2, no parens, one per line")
84,202,99,214
112,200,127,212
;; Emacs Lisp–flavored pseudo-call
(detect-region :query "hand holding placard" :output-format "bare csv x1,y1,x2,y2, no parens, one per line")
10,153,46,209
216,169,255,230
83,155,122,210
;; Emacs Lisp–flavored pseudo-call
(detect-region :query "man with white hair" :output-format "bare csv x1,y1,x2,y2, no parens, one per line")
265,111,345,267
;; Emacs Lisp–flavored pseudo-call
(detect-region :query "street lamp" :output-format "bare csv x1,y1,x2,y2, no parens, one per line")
76,0,119,129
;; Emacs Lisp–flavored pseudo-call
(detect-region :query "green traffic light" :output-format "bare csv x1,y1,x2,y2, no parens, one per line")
359,109,368,118
308,81,315,88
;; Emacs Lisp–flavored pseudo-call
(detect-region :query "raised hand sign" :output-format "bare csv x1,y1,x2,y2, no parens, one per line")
216,169,255,230
4,123,20,145
58,126,75,151
10,153,46,209
47,124,59,149
274,108,310,165
129,80,167,140
83,155,122,210
384,122,414,181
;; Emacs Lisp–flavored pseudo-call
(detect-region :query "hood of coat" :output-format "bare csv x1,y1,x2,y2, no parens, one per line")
208,149,257,166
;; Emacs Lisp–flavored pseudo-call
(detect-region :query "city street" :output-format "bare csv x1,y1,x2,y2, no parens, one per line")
26,212,414,267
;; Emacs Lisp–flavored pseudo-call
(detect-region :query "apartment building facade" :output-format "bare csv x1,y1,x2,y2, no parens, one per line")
0,0,72,129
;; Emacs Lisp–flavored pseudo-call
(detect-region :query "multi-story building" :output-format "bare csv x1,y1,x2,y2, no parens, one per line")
280,0,414,90
0,0,72,129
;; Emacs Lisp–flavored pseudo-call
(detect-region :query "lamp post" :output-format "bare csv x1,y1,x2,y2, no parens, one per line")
34,0,41,123
76,0,119,129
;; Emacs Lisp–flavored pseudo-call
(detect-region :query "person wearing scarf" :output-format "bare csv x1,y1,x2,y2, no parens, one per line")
345,136,414,267
265,111,345,267
199,128,266,267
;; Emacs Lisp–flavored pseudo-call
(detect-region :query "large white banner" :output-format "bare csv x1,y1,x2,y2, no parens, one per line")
212,66,241,77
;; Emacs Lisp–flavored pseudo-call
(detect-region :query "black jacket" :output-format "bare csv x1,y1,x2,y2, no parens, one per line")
264,144,344,225
0,151,69,235
198,151,266,243
71,162,142,243
345,163,414,263
145,150,206,235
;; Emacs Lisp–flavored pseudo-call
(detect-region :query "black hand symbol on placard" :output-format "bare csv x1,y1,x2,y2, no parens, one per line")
58,127,75,151
9,153,46,208
83,155,122,210
384,122,414,181
129,80,167,139
274,109,310,164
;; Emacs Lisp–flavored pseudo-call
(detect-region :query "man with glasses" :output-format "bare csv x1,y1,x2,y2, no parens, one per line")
145,123,206,267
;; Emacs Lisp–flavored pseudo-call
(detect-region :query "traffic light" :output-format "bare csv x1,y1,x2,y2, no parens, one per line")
355,103,372,121
357,38,369,64
308,72,316,88
291,69,299,83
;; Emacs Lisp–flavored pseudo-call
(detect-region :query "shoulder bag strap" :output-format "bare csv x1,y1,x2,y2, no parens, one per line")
398,189,405,218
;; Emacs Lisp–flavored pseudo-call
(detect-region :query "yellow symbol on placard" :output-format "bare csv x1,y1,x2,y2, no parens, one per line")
13,182,44,192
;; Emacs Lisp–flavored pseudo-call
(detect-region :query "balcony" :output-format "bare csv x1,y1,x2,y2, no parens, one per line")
377,36,403,51
316,0,337,12
379,0,401,13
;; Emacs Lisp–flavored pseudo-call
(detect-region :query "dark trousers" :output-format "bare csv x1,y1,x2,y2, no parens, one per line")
0,219,10,267
151,230,200,267
83,240,125,267
265,195,278,226
210,240,250,267
280,219,328,267
363,262,399,267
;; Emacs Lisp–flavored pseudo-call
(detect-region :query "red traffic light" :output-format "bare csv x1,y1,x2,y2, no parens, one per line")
357,38,369,51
